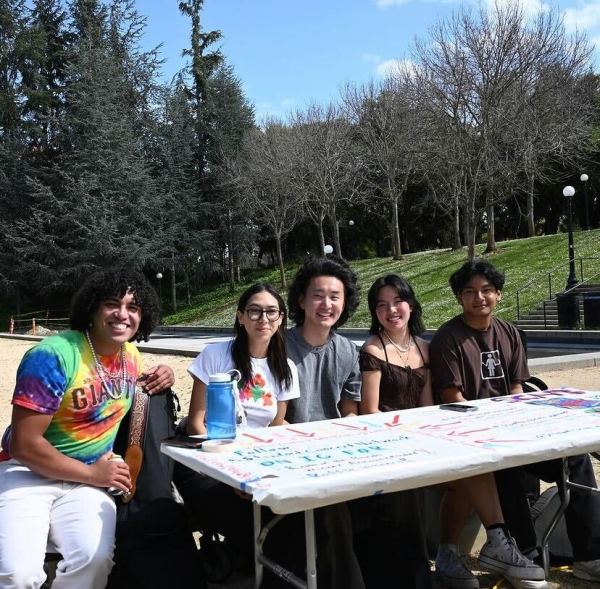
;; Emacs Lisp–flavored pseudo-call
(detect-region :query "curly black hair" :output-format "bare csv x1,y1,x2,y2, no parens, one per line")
287,255,360,329
367,274,425,336
69,267,161,342
449,259,506,296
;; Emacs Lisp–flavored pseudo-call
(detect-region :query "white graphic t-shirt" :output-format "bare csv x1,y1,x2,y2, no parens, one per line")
189,340,300,429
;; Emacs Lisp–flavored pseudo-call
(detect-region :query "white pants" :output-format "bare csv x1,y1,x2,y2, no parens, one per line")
0,461,116,589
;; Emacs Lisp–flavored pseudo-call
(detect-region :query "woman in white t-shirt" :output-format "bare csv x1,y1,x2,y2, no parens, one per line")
186,283,299,433
175,284,299,580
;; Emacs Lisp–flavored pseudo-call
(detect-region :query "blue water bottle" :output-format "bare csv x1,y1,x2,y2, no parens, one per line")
206,373,237,439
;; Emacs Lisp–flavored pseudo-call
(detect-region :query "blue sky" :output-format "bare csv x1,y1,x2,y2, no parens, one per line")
136,0,600,121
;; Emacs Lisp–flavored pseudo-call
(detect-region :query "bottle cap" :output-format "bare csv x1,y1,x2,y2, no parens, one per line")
209,373,232,383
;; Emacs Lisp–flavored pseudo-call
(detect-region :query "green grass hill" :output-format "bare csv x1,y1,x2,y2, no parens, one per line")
163,230,600,329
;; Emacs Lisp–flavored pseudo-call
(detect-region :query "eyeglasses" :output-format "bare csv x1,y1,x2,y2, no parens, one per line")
245,307,283,322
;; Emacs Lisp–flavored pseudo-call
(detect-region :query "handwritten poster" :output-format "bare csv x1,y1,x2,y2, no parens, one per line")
163,389,600,513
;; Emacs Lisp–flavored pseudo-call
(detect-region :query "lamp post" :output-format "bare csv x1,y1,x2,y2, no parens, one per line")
156,272,163,300
563,186,578,290
580,173,590,230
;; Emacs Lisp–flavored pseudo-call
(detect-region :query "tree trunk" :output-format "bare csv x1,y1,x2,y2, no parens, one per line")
452,192,462,250
170,252,177,312
317,218,326,256
228,245,235,293
485,203,496,253
467,201,476,261
228,209,235,293
275,234,287,289
332,217,342,258
527,181,536,237
185,270,191,306
391,196,403,259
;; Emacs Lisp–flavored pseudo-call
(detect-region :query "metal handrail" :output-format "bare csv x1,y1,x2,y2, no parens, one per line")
515,257,600,320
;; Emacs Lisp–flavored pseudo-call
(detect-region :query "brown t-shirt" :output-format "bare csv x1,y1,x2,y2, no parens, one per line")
429,315,529,401
359,336,428,411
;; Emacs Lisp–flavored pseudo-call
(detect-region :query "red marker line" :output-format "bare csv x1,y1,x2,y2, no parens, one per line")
286,427,315,437
242,432,273,443
385,414,401,427
331,422,368,431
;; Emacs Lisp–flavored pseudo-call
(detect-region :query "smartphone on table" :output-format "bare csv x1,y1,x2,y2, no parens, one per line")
439,403,478,412
162,434,206,449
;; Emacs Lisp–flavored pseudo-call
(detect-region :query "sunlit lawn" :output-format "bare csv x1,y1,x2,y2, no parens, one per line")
163,230,600,329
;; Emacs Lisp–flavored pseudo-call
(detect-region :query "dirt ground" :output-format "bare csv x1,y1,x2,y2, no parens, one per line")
0,338,598,589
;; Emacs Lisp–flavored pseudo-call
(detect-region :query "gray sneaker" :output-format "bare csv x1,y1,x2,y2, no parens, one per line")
573,559,600,582
478,535,545,581
435,545,479,589
503,578,549,589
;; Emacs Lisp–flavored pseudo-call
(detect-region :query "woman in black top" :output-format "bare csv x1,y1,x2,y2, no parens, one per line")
358,275,545,589
352,275,433,589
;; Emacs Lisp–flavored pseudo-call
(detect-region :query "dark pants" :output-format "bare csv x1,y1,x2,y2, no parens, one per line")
495,454,600,562
262,503,366,589
351,490,433,589
173,461,255,571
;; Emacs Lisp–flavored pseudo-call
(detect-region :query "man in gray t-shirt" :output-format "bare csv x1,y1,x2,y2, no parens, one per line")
263,256,364,589
285,255,362,424
286,326,360,423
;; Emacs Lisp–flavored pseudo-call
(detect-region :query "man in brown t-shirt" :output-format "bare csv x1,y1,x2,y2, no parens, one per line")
430,259,600,587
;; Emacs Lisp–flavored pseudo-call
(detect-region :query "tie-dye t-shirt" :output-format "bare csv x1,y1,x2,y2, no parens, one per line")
0,330,141,464
188,339,299,429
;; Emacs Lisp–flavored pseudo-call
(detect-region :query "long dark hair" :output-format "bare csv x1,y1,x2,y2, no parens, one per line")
367,274,425,336
231,283,292,390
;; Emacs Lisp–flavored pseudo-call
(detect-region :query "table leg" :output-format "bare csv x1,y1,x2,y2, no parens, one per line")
540,458,570,574
254,502,263,589
304,509,317,589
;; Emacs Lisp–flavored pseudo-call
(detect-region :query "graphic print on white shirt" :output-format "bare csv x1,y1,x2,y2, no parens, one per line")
480,350,504,380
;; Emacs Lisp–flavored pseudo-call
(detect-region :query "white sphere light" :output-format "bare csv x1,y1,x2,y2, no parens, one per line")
581,173,589,182
348,220,355,226
156,272,163,280
563,186,575,198
324,244,334,255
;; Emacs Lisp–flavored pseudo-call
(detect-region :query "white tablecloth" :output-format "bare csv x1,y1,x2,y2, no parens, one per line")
163,388,600,514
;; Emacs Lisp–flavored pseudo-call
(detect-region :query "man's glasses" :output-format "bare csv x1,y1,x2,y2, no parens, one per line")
245,307,283,322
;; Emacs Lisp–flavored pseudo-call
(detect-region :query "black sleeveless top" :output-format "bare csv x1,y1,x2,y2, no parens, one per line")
359,335,428,412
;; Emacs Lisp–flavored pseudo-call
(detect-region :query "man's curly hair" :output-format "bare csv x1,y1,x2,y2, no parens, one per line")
69,267,161,342
287,255,360,329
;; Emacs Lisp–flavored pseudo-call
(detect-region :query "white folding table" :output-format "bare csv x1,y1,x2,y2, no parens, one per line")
163,388,600,588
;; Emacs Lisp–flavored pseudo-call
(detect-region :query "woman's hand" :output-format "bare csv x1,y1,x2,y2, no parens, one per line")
88,452,131,493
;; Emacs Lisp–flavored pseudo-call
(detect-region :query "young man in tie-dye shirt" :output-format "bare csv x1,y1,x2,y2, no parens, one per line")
0,268,173,589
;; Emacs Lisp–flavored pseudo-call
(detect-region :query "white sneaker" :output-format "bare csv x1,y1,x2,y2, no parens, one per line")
435,545,480,589
573,559,600,582
478,533,545,581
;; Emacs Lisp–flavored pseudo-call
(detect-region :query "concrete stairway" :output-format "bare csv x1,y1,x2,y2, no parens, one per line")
514,283,600,330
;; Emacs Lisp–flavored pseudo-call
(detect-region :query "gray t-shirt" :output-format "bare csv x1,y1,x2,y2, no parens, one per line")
285,327,361,423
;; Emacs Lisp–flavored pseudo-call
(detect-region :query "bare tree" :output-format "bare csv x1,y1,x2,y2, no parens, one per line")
410,1,594,258
342,77,420,259
289,103,362,258
239,121,303,288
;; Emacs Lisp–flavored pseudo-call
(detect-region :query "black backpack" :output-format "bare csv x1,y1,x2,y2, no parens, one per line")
106,389,206,589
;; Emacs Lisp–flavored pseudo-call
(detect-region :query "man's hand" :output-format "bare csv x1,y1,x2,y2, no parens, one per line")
140,365,175,395
88,452,131,493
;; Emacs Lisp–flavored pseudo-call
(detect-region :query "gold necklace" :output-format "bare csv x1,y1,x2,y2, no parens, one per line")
383,330,413,365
